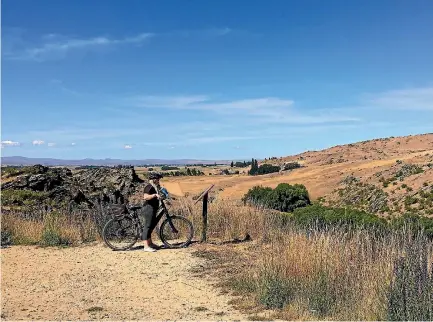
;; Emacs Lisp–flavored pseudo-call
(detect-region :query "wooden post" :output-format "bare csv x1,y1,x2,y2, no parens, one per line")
194,184,214,244
202,193,208,243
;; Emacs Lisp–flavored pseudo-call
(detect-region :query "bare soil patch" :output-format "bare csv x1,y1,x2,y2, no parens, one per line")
1,243,247,320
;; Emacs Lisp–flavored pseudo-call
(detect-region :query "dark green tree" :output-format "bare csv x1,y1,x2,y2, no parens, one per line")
249,158,259,175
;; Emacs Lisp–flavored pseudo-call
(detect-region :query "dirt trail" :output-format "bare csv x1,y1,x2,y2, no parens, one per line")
1,243,246,321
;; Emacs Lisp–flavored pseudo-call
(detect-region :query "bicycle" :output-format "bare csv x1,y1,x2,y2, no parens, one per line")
102,191,194,251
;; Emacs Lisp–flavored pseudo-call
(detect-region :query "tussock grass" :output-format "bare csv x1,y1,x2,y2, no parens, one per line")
174,198,433,320
3,195,433,320
2,210,100,246
171,198,273,242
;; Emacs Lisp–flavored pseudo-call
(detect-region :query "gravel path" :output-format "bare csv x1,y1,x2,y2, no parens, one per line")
1,243,246,320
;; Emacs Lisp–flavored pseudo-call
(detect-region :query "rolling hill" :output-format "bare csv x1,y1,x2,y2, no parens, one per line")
163,133,433,216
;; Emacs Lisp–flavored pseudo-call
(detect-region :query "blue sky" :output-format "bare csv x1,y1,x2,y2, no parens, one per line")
2,0,433,160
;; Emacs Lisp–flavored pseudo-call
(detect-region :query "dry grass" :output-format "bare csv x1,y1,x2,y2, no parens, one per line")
170,198,274,243
192,227,433,320
252,230,393,319
2,211,100,246
4,196,433,320
177,200,433,320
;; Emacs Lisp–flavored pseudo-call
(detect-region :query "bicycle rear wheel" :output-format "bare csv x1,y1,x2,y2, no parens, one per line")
159,215,194,249
102,216,139,251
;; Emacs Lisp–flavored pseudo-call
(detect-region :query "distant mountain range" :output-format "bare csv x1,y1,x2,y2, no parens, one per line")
1,156,233,166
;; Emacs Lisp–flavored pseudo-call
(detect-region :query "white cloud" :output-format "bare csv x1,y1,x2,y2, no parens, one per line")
132,95,209,108
132,95,292,111
3,27,239,62
6,32,154,61
164,27,233,38
32,140,45,145
47,142,56,147
71,143,76,146
366,87,433,111
124,145,132,149
185,135,262,144
1,140,21,148
130,94,359,124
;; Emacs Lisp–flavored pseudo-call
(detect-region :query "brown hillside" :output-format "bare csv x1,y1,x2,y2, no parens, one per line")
163,133,433,216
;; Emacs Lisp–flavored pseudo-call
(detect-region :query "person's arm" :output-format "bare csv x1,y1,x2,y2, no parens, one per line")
143,184,159,200
143,192,159,200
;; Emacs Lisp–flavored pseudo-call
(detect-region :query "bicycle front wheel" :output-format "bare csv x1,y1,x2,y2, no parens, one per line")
159,215,194,249
102,217,139,251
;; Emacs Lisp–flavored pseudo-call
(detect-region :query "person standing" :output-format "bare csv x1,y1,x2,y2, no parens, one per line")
139,172,163,252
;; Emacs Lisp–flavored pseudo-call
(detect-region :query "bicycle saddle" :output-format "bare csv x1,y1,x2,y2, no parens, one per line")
128,204,142,211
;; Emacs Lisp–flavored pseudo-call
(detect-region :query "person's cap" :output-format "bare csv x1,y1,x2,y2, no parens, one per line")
148,172,163,180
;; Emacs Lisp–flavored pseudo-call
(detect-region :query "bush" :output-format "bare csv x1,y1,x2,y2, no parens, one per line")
289,204,388,232
390,213,433,239
1,229,12,246
243,183,310,212
257,164,280,175
242,186,273,206
161,166,179,171
1,166,25,177
1,189,49,207
259,274,294,309
234,161,249,168
39,212,72,246
267,184,311,212
40,227,69,247
283,162,301,171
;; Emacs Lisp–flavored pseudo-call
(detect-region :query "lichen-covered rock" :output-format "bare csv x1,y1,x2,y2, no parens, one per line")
1,164,145,210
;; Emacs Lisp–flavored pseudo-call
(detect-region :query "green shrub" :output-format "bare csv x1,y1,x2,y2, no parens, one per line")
234,161,249,168
242,186,273,206
40,213,71,247
40,228,67,246
1,229,12,246
257,164,280,175
243,183,310,212
258,274,294,309
404,196,418,206
390,214,433,239
267,183,311,212
161,165,179,171
290,204,388,232
283,162,301,171
1,189,49,207
1,166,25,177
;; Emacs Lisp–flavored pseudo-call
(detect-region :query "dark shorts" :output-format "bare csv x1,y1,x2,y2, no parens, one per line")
137,203,159,240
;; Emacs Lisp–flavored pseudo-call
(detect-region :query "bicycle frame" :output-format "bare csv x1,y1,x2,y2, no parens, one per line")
103,190,194,250
128,198,178,237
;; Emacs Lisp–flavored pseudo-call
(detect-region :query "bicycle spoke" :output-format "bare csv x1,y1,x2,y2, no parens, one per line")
160,216,193,248
103,217,138,250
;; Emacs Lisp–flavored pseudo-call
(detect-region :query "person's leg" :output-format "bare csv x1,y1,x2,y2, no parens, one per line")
146,209,160,248
138,206,157,251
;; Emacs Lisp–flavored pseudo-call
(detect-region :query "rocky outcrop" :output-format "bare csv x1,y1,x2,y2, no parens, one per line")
1,164,145,209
